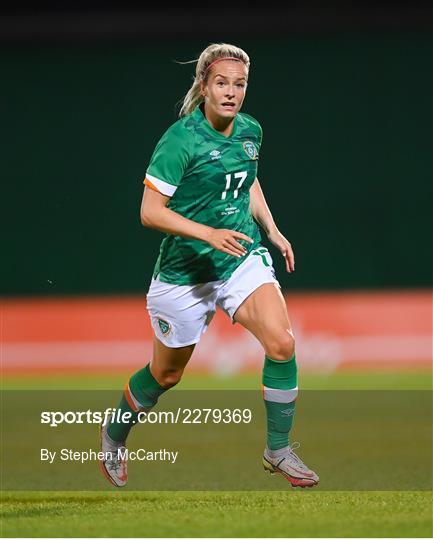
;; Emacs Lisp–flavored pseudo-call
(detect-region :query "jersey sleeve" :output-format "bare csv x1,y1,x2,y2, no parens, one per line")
250,117,263,152
144,123,192,197
240,112,263,153
256,122,263,151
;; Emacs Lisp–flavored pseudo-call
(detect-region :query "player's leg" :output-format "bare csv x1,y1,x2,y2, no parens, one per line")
100,277,218,487
233,282,319,487
149,335,195,386
233,282,297,451
100,339,194,487
107,337,195,444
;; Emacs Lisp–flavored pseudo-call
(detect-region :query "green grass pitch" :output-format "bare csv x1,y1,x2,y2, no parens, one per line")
1,370,432,538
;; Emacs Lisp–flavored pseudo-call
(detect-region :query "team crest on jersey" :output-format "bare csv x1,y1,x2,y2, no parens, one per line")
157,318,171,336
242,141,258,160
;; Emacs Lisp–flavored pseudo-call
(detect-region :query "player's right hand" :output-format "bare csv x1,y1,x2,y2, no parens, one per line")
207,229,254,258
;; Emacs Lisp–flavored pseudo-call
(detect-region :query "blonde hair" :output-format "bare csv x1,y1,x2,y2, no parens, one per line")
178,43,250,117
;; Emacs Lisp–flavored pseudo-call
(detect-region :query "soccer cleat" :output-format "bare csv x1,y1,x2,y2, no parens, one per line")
263,442,319,488
99,422,128,487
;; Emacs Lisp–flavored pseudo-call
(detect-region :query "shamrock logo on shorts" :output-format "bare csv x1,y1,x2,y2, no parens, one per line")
158,318,171,336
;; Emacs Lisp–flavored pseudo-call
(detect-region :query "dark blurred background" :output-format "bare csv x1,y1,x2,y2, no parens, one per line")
2,1,432,296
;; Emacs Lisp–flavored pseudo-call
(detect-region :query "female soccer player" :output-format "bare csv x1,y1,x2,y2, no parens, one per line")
100,43,319,489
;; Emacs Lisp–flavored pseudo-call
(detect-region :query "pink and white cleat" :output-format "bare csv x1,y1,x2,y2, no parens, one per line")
99,423,128,487
263,442,319,488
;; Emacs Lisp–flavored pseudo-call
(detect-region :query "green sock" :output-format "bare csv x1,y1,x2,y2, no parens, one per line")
262,354,298,450
107,363,167,443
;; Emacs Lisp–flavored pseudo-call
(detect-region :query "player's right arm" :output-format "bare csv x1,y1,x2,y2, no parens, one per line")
140,188,252,258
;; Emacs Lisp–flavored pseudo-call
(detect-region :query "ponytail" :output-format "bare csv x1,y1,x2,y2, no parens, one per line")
179,80,203,117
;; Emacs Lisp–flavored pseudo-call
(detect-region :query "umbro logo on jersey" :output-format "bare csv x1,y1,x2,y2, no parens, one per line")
209,149,221,160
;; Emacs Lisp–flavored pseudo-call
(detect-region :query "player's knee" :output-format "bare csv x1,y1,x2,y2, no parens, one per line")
157,368,184,388
265,331,295,361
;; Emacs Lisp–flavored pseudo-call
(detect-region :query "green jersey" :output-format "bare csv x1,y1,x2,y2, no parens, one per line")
145,105,263,285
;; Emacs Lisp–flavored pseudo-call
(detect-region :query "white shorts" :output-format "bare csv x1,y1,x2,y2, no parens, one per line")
146,246,280,347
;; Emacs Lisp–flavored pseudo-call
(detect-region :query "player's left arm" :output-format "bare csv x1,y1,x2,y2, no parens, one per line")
249,178,295,273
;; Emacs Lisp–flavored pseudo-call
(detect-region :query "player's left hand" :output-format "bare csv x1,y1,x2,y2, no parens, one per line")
267,229,295,273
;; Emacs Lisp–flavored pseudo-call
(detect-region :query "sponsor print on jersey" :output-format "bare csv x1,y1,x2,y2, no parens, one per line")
157,318,172,336
221,205,240,216
242,141,258,160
